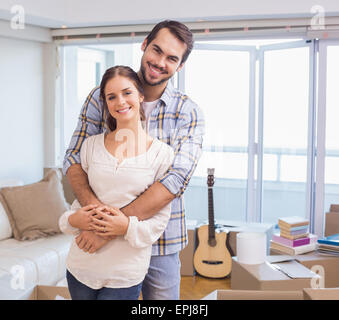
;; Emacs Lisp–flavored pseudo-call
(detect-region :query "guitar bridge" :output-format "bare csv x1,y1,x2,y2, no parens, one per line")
202,260,223,265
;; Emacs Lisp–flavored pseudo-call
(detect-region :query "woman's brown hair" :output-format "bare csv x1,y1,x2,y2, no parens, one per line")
100,65,145,131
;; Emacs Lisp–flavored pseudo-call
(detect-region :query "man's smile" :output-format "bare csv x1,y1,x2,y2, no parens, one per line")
147,62,167,77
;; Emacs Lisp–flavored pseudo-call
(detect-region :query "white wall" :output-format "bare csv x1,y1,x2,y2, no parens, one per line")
0,36,45,184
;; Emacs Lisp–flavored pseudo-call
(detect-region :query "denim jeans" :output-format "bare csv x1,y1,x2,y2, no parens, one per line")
142,252,181,300
66,270,142,300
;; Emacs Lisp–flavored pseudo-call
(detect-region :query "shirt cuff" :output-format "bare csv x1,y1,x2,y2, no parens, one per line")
159,171,185,196
59,209,79,235
124,216,138,243
62,154,81,176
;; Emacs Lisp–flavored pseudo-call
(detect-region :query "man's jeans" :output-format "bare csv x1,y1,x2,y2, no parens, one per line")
142,252,181,300
66,270,142,300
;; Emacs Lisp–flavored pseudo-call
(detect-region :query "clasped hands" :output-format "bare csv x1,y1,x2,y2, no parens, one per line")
69,204,129,254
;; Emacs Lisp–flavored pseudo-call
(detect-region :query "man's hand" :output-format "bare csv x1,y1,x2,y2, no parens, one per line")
66,164,104,207
75,230,110,254
91,206,129,237
68,204,98,230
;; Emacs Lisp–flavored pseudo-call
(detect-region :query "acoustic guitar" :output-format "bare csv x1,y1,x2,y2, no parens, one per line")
193,168,232,278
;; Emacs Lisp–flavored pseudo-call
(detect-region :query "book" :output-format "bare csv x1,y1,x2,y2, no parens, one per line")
279,231,309,240
279,227,309,236
279,225,309,233
272,233,310,247
317,242,339,256
318,243,339,252
278,216,309,229
270,240,316,255
318,250,339,256
317,233,339,247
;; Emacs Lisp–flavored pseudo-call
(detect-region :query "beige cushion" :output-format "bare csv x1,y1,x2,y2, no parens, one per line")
0,194,12,240
0,169,70,240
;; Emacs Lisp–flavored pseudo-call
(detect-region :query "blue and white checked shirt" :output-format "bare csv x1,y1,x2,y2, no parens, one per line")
63,81,205,255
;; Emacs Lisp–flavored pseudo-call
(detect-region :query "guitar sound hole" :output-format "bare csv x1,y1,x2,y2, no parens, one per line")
202,260,223,265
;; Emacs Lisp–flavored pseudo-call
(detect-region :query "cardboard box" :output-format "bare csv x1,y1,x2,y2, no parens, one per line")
230,257,314,291
231,253,339,291
295,252,339,288
303,288,339,300
28,285,71,300
325,212,339,236
330,204,339,212
180,221,197,276
202,289,304,300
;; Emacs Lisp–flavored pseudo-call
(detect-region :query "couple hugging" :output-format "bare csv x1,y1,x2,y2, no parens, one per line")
59,20,205,300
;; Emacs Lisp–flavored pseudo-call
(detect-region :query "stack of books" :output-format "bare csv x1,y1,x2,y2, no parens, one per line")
317,234,339,256
270,216,317,255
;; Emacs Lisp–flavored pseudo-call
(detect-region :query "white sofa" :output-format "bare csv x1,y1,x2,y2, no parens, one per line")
0,178,73,300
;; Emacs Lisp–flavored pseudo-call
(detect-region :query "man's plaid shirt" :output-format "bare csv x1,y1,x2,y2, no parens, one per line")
63,81,205,256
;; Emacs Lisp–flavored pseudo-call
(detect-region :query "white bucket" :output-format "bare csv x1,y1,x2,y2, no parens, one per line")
236,232,267,265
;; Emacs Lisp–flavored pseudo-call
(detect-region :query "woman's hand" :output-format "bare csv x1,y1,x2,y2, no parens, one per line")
68,204,98,230
90,206,129,237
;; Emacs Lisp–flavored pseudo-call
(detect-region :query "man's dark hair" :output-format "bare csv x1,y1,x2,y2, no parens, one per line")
145,20,194,64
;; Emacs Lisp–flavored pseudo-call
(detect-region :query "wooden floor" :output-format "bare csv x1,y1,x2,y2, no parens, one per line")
180,275,231,300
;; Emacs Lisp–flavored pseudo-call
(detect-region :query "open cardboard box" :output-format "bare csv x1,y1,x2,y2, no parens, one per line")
202,289,304,300
231,252,339,291
203,288,339,300
28,285,71,300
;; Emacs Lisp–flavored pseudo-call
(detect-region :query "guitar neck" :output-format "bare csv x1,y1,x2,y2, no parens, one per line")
208,187,215,240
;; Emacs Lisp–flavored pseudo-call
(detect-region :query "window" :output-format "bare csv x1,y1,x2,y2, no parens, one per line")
258,42,313,224
183,44,253,222
181,39,313,224
59,35,339,236
61,43,142,157
325,45,339,187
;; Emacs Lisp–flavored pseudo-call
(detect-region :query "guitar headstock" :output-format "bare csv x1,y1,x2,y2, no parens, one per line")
207,168,215,187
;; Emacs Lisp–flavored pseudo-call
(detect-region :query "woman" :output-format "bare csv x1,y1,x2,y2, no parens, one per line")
59,66,174,300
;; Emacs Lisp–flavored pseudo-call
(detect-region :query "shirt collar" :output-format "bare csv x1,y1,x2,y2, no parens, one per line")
159,80,175,107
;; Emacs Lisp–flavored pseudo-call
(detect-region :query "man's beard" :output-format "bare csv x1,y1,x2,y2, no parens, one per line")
140,63,171,87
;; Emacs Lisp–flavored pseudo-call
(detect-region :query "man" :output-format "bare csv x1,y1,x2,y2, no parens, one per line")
63,20,205,300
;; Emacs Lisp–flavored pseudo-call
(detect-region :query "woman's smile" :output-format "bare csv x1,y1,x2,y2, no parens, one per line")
116,106,132,114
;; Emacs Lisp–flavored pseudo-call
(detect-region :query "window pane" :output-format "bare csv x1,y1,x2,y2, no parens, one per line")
324,45,339,211
184,49,250,221
280,155,307,182
62,43,141,159
261,46,310,224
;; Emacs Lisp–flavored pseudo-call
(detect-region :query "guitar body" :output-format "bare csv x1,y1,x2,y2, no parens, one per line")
194,225,232,278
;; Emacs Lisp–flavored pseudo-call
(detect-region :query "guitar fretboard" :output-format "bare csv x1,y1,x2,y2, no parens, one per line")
208,187,215,242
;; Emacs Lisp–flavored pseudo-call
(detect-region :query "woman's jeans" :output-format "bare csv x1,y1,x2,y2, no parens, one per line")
66,270,142,300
